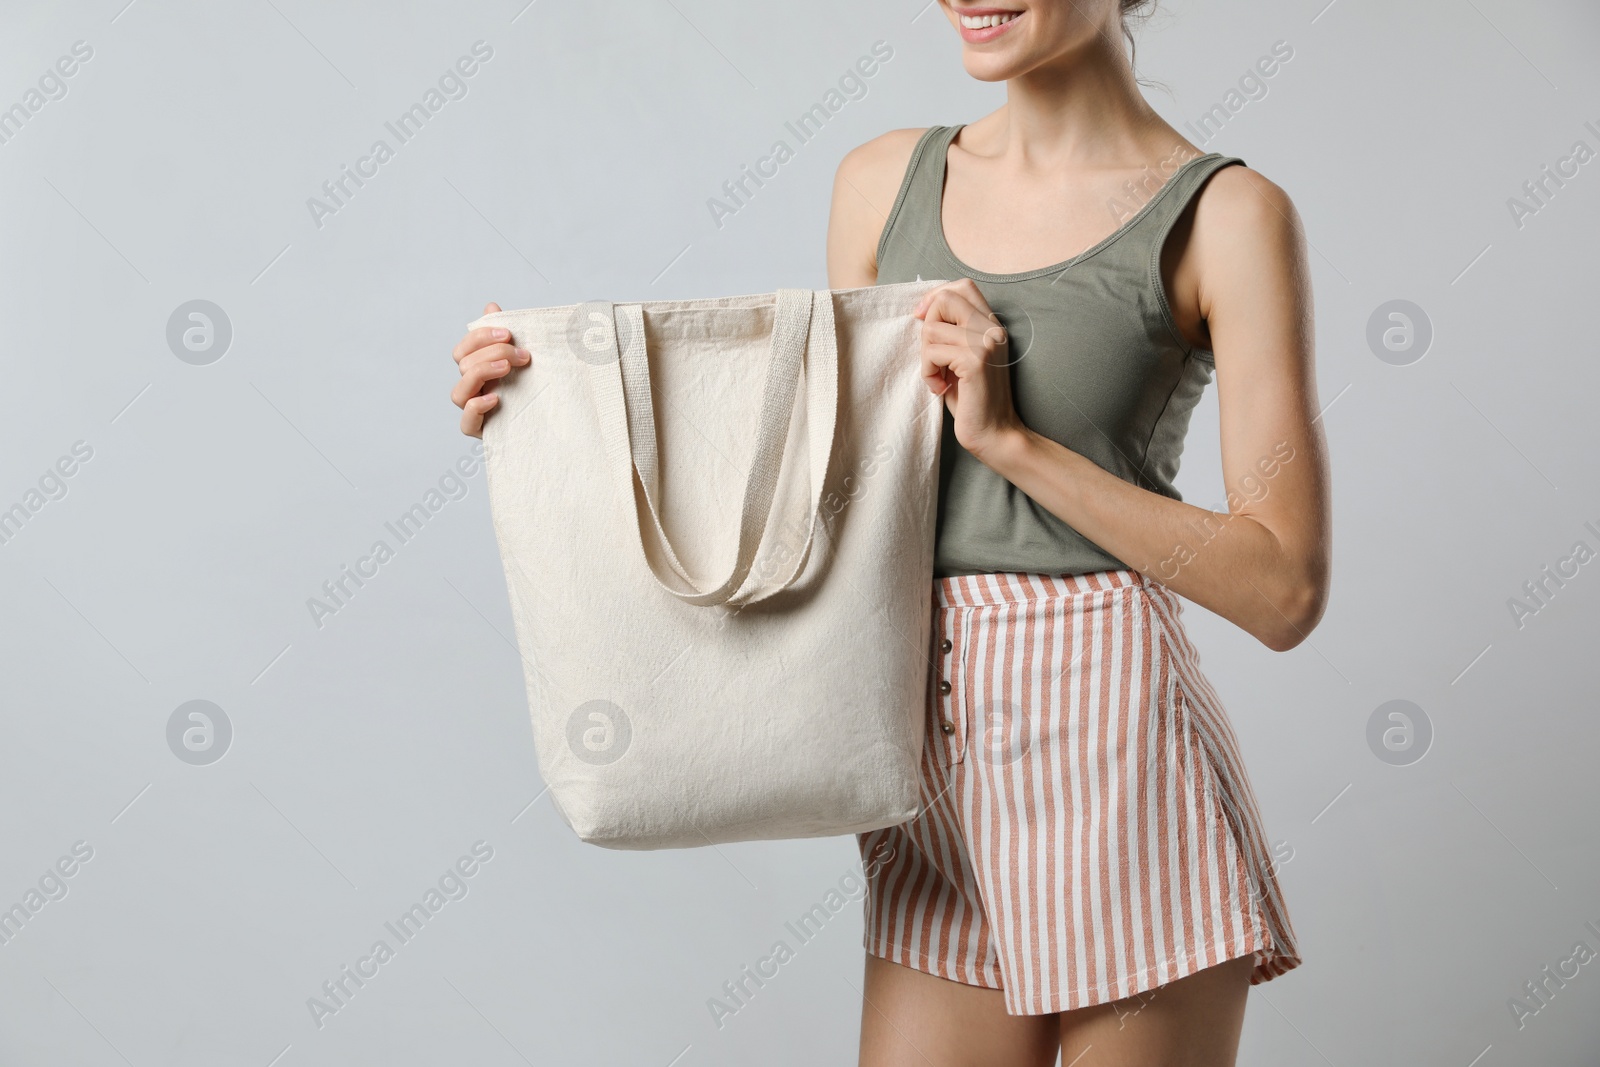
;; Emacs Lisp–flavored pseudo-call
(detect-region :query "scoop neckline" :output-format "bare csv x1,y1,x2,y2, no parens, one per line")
932,124,1222,283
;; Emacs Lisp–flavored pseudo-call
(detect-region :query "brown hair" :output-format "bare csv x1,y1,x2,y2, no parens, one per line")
1119,0,1164,91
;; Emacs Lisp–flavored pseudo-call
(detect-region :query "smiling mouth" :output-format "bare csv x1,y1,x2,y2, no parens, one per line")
959,10,1022,30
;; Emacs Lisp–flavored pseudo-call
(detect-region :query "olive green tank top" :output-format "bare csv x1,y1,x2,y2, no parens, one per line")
876,124,1246,578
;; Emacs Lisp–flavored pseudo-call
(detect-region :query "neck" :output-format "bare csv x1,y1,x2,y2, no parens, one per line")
988,32,1169,170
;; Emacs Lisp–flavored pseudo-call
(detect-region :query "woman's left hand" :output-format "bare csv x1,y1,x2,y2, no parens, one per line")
914,278,1027,464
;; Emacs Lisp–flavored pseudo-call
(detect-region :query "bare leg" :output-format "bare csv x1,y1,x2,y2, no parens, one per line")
858,954,1059,1067
1057,954,1254,1067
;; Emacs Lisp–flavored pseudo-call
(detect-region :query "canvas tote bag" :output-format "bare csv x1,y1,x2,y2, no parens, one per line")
469,280,947,850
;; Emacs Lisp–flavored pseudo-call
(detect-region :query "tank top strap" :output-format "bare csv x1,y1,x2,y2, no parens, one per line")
876,127,1246,284
1128,151,1248,256
875,125,963,277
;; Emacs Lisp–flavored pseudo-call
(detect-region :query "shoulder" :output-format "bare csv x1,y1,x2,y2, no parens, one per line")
826,127,937,286
1187,163,1312,332
832,126,933,206
838,126,933,177
1190,162,1304,253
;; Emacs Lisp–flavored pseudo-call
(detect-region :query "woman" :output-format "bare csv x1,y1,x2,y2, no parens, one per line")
451,2,1327,1062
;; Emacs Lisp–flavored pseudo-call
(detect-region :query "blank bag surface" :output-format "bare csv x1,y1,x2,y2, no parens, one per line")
469,281,947,849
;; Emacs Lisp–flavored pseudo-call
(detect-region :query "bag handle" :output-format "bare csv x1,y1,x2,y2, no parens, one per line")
586,289,839,608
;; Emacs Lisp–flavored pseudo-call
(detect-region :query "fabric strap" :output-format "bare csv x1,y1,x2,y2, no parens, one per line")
586,289,839,608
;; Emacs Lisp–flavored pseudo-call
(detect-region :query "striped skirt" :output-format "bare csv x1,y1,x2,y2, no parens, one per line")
857,568,1302,1016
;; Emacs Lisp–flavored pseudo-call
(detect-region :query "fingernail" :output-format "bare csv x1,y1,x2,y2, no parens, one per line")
493,328,510,340
515,347,530,360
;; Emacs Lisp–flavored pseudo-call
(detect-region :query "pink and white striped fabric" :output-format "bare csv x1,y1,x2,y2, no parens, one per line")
857,568,1302,1016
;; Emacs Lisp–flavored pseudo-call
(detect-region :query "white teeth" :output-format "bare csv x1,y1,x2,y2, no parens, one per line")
960,12,1019,29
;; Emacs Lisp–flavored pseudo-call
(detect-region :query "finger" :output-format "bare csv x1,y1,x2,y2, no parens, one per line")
954,277,988,306
484,301,502,314
927,277,993,317
929,308,1006,364
923,287,983,328
913,279,976,319
920,331,966,392
920,319,970,349
913,282,955,317
457,345,528,397
459,392,498,437
451,353,518,408
460,342,525,374
453,325,513,365
915,282,961,320
944,278,996,321
922,321,992,374
921,339,986,380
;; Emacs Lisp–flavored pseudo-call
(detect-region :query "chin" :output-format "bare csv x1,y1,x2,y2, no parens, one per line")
952,4,1033,80
944,1,1103,82
961,49,1028,83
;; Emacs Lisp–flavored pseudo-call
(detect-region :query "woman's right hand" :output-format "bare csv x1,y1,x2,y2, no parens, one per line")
450,301,530,438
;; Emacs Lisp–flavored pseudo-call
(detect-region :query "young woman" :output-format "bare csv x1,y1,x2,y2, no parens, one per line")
450,2,1328,1062
826,3,1326,1064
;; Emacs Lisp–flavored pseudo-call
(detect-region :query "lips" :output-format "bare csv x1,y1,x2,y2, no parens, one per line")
955,6,1023,43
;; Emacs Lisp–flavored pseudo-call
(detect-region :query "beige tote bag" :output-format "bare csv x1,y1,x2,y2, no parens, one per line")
470,280,945,849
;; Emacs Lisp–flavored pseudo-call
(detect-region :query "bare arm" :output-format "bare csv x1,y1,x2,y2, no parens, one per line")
826,128,926,290
975,168,1331,650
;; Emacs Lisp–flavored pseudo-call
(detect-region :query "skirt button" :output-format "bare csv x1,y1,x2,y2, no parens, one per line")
938,679,952,695
940,719,956,735
940,637,953,654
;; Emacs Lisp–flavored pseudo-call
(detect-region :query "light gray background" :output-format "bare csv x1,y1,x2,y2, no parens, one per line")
3,0,1598,1064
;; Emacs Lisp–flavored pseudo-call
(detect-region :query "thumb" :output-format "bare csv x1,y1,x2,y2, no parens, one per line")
484,301,502,314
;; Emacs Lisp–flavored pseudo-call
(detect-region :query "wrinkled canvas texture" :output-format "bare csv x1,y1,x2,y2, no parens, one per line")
470,281,947,849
